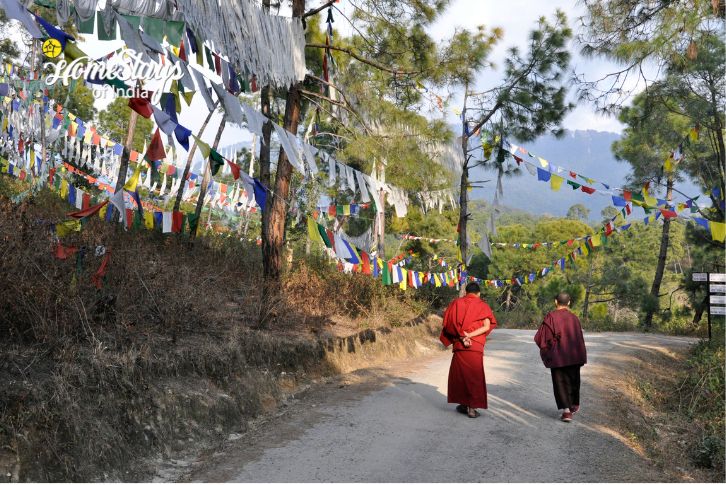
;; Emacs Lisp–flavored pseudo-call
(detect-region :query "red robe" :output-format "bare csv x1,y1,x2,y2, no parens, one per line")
534,308,587,368
440,294,497,409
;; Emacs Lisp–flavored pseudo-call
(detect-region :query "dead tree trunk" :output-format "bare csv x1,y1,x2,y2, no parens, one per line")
173,101,219,212
190,114,227,238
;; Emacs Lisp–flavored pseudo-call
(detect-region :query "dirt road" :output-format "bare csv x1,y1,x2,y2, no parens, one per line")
183,329,695,482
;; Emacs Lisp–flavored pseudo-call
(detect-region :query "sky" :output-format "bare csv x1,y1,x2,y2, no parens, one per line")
424,0,627,133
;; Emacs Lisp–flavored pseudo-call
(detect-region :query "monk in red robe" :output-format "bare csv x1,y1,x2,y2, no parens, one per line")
534,292,587,422
440,282,497,418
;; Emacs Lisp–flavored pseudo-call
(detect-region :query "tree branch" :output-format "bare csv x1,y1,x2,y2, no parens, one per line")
306,43,419,75
303,0,337,19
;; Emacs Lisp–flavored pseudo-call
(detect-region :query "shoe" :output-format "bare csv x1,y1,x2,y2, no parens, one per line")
456,404,468,415
560,411,573,422
570,405,579,414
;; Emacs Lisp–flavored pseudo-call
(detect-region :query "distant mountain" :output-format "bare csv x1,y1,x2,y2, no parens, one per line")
469,130,702,219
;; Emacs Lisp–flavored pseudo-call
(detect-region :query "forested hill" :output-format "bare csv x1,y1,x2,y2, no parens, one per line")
470,129,700,218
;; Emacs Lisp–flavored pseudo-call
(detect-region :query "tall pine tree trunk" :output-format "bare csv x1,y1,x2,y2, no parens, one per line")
191,114,227,238
173,101,218,213
643,175,673,329
458,87,469,295
259,0,306,326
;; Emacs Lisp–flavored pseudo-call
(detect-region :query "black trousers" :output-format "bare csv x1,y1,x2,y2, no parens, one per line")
550,365,581,410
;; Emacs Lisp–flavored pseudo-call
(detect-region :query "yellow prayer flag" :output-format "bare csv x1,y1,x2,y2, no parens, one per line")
550,174,564,191
83,128,93,144
124,162,143,191
689,126,699,141
307,217,324,245
144,211,154,230
60,179,68,198
400,269,407,290
29,148,34,169
710,221,725,242
99,204,107,220
56,219,81,237
591,234,602,247
193,135,211,159
664,157,673,172
343,205,351,216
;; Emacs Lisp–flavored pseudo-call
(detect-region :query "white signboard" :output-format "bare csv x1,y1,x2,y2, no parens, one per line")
709,295,726,305
710,284,726,293
710,306,726,315
710,273,726,283
692,273,708,282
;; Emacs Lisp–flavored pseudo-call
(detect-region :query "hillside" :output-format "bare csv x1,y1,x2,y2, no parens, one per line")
470,129,702,218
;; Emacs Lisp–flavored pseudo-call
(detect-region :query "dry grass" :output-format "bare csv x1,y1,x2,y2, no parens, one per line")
0,183,437,481
598,341,725,482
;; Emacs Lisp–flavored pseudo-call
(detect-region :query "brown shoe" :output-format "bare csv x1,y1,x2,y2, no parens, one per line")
560,411,573,422
570,405,580,414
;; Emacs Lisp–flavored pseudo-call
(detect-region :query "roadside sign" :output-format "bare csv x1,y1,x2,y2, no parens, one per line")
710,273,726,282
709,295,726,304
710,306,726,315
710,284,726,293
692,273,708,281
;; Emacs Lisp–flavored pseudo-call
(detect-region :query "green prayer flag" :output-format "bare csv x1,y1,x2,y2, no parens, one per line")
77,13,95,34
165,21,184,45
140,17,165,43
121,15,141,30
209,149,224,176
96,12,116,40
382,262,392,286
187,212,200,235
205,46,215,71
317,224,332,248
566,180,580,190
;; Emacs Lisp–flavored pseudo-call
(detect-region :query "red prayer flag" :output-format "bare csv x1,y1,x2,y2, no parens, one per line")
569,171,577,178
179,38,187,62
81,192,91,210
48,167,56,185
623,190,632,201
172,211,183,233
581,186,596,194
145,128,166,162
361,251,371,275
91,251,112,289
213,53,222,75
227,159,241,180
660,209,678,219
53,242,78,260
128,93,154,118
125,209,134,230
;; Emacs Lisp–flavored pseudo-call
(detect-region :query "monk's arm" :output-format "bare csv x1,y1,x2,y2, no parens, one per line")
464,318,491,338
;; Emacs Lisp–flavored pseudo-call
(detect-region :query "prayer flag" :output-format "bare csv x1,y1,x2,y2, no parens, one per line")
67,200,108,219
550,174,564,191
710,221,725,242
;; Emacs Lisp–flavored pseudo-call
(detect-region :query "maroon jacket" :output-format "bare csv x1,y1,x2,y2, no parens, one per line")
534,308,587,368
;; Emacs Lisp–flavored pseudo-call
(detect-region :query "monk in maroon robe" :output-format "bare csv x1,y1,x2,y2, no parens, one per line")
440,282,497,418
534,292,587,422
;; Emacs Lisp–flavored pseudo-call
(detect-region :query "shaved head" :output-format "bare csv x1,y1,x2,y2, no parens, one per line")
555,292,571,306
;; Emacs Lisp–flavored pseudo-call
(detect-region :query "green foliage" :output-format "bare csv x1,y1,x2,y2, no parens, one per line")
97,97,153,153
47,82,96,121
566,203,590,221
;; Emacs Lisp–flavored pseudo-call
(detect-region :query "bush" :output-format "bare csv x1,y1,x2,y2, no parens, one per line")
679,341,725,471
